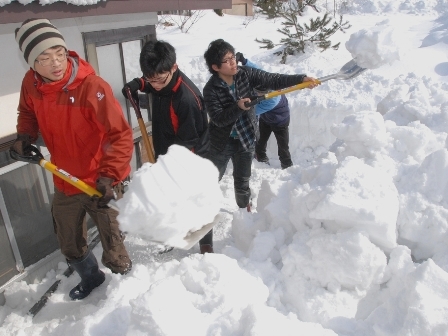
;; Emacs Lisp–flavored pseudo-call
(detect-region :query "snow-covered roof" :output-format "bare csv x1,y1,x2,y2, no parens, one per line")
0,0,232,24
0,0,105,6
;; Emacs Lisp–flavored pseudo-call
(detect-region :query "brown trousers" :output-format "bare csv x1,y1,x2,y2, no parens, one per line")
51,185,131,274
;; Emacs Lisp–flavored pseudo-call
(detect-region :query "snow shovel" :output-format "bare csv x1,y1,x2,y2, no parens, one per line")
125,87,156,163
9,145,119,211
10,146,218,251
245,58,367,107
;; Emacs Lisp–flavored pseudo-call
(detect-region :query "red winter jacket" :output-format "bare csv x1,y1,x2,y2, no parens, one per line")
16,51,133,195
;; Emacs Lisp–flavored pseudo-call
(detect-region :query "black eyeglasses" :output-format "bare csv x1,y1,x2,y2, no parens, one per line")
145,72,171,84
221,55,236,64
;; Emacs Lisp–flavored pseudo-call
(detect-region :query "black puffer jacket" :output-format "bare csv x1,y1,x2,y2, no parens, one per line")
145,69,209,158
203,66,306,151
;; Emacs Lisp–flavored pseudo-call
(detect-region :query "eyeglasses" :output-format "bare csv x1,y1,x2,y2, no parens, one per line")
145,72,171,84
221,55,236,64
35,52,68,67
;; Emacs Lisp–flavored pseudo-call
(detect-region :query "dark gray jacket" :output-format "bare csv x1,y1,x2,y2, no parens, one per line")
203,66,306,151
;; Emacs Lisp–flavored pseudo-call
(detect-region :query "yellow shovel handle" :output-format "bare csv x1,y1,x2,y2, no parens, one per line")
264,80,322,99
39,159,102,197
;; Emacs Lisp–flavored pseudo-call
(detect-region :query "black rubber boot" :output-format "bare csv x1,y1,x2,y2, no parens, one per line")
68,250,106,300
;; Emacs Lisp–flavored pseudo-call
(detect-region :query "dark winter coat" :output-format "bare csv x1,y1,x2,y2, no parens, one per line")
203,66,306,151
259,94,290,127
144,69,209,158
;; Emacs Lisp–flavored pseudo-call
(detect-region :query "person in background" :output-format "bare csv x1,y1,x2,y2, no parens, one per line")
11,19,133,300
237,53,293,169
202,39,318,212
121,40,213,254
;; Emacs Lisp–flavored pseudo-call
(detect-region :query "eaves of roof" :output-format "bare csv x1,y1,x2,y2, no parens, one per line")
0,0,232,24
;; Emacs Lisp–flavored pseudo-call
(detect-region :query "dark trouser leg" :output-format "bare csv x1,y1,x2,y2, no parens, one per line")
199,229,213,246
231,141,255,208
202,139,236,250
53,188,131,274
199,228,213,253
52,190,105,299
207,140,234,181
85,185,132,274
255,119,272,162
52,189,89,260
273,124,292,169
52,188,131,275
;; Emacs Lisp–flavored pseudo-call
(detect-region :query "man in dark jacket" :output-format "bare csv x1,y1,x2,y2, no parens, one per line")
203,39,318,212
123,40,209,159
122,40,212,254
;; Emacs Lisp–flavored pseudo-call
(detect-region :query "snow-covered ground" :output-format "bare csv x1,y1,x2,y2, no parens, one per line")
2,0,448,335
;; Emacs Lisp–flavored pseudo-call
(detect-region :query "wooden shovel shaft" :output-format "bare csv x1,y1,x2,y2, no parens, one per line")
137,118,155,164
125,87,156,163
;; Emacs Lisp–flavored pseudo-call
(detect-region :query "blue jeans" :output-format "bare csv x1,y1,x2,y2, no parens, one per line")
208,137,254,208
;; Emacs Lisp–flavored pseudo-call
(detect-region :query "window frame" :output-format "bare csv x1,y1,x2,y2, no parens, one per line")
82,25,156,169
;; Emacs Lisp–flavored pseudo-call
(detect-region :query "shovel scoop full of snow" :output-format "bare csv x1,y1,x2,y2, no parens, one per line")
116,145,222,250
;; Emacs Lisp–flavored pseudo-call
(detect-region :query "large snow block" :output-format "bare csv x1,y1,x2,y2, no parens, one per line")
365,259,448,335
117,145,222,248
309,156,399,251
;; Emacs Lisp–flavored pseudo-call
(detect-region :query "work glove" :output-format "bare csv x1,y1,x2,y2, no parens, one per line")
122,78,144,105
236,52,247,65
10,133,32,157
95,176,116,208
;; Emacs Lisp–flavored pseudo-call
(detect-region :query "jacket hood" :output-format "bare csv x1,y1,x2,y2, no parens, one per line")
35,51,96,94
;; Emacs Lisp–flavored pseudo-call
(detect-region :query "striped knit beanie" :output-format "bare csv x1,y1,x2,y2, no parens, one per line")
15,19,67,70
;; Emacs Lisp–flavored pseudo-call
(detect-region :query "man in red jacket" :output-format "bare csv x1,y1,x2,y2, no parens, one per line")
11,19,134,300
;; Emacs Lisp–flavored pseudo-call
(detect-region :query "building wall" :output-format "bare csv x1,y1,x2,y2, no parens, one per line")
222,0,254,16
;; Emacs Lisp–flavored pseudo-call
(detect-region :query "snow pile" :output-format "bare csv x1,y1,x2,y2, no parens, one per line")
125,255,334,336
346,20,401,69
361,252,448,335
2,7,448,336
117,145,222,247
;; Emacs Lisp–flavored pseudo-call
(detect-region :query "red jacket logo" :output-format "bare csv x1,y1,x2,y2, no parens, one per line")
97,92,105,101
